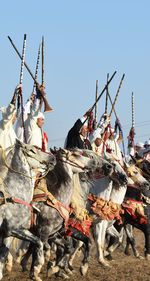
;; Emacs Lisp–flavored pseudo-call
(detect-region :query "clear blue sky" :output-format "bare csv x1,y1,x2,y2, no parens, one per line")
1,1,150,149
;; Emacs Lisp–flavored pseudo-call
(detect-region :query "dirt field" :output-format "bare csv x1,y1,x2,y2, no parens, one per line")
2,229,150,281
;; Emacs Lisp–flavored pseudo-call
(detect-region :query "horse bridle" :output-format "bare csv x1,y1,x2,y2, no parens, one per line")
57,151,90,171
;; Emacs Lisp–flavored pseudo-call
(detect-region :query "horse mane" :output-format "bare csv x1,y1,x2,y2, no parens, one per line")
71,173,86,210
46,160,71,194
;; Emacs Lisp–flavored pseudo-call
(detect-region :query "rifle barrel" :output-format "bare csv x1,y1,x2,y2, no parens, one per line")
105,73,109,113
109,73,125,118
8,36,38,84
42,36,45,87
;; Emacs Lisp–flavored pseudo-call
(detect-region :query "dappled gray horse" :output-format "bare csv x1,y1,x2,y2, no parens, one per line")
67,158,128,274
20,148,112,280
47,154,126,276
0,139,56,280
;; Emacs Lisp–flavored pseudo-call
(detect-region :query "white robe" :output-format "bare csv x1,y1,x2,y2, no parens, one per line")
0,104,16,150
25,99,43,149
15,100,31,142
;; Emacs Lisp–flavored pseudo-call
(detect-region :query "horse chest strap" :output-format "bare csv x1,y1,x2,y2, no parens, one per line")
11,197,32,211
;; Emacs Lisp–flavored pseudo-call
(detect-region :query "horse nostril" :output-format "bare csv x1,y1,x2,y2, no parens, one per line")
103,163,113,176
120,174,128,184
143,182,150,190
107,164,113,170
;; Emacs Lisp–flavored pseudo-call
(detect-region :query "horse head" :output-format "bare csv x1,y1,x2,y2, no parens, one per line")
81,149,113,176
125,162,150,189
16,139,56,171
108,159,128,186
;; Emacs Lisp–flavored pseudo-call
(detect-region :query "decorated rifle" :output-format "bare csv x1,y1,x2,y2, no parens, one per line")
42,36,45,87
8,36,53,112
128,92,135,151
109,73,125,118
105,73,109,114
93,80,98,129
19,34,27,143
82,71,117,126
33,43,41,94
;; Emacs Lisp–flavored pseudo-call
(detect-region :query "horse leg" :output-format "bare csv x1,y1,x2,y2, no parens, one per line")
55,236,74,278
21,242,33,271
94,220,110,267
143,224,150,260
80,237,91,276
5,252,13,272
68,229,92,276
10,229,44,281
106,223,124,259
0,237,13,280
124,224,143,259
44,241,51,263
16,240,29,264
68,240,83,268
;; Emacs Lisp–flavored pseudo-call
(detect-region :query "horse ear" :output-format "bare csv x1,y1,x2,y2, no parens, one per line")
16,138,24,147
50,147,57,155
129,154,137,164
124,161,129,169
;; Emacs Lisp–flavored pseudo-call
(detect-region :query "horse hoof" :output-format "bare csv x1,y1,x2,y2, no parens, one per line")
32,277,42,281
64,267,73,275
80,263,89,276
56,270,69,279
47,266,59,277
99,260,111,267
68,263,74,271
20,259,28,272
145,253,150,261
105,254,114,261
137,255,144,260
5,263,12,272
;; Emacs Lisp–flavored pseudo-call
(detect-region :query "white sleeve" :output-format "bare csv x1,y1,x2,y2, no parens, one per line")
2,104,16,129
30,99,40,119
89,128,103,143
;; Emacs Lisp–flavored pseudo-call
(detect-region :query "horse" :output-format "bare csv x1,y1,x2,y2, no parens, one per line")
0,139,56,280
106,162,150,260
65,156,128,275
19,148,112,280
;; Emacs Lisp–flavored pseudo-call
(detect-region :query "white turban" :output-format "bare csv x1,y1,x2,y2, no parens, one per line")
89,128,102,143
34,112,45,122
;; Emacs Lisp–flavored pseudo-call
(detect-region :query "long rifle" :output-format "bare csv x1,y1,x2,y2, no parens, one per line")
109,73,125,118
128,92,135,153
8,36,53,112
8,36,38,84
33,44,41,94
94,80,98,128
83,71,116,126
105,73,109,114
82,71,117,126
42,36,45,87
17,34,26,116
19,34,27,143
131,92,135,130
106,89,126,155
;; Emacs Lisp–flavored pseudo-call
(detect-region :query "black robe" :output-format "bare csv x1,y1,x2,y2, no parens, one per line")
65,119,92,150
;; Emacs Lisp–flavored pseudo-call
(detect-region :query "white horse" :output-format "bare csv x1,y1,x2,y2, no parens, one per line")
0,139,56,280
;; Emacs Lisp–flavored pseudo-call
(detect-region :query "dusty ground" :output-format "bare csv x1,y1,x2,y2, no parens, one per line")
2,229,150,281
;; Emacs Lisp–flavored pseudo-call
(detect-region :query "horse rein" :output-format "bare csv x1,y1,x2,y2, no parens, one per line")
0,145,54,181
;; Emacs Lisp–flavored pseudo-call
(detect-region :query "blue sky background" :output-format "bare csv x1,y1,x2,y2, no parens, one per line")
1,1,150,150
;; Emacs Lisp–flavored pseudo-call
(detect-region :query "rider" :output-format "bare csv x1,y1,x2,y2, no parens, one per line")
0,84,22,150
25,85,49,152
15,93,35,142
89,113,110,155
65,109,93,150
